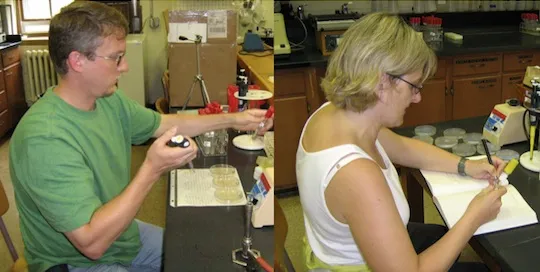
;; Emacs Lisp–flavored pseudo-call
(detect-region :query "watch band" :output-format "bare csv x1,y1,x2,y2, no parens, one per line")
458,157,468,176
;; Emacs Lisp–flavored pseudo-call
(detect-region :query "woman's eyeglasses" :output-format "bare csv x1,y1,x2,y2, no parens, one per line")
387,74,423,94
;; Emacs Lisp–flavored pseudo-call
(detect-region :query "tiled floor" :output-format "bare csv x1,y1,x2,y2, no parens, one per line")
278,191,481,271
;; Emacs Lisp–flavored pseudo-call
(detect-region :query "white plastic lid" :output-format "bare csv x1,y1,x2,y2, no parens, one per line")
415,125,436,136
463,132,483,145
496,149,520,162
412,135,434,145
477,142,501,155
444,128,466,139
452,143,477,157
435,136,458,149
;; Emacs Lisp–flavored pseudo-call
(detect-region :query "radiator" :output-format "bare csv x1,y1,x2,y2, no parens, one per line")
22,49,58,105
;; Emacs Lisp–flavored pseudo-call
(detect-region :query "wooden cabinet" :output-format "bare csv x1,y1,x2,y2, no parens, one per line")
452,75,502,120
0,46,25,138
403,79,446,127
274,67,322,190
502,72,525,101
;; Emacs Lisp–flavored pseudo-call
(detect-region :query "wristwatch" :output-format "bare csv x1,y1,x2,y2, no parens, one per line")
458,157,468,176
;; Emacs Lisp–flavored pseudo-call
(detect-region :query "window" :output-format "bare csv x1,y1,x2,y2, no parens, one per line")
18,0,74,35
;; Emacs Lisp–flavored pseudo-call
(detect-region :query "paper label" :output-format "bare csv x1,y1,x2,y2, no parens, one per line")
168,22,207,43
207,10,227,39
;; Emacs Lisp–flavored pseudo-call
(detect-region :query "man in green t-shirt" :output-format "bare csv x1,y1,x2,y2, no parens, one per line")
9,2,273,271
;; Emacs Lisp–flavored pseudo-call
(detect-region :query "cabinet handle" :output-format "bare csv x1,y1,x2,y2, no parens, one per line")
5,72,12,76
519,59,532,64
470,63,485,68
450,88,454,96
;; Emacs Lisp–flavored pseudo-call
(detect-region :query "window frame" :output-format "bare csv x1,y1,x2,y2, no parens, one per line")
16,0,75,37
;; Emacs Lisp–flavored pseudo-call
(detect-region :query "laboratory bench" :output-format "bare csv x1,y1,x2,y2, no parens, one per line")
274,26,540,192
163,130,273,271
394,116,540,272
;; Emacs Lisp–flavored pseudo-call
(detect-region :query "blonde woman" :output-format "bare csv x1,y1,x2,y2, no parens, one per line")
296,13,507,272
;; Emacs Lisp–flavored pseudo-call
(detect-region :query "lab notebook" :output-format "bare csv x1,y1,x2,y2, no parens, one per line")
420,169,538,235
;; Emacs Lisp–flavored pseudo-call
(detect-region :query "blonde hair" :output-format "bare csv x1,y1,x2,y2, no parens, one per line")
321,13,437,112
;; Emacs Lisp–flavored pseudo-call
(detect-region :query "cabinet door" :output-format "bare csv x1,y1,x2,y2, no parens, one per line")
274,96,309,190
502,73,525,102
5,63,26,124
452,75,502,120
402,79,446,127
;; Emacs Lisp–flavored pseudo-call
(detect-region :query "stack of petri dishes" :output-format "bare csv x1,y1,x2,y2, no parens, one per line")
477,141,501,155
209,164,243,204
414,125,436,145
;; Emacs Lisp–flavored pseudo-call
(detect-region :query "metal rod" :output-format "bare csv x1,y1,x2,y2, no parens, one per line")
0,217,18,261
242,199,254,258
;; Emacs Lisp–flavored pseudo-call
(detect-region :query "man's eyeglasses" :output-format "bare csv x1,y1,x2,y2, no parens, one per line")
387,74,423,94
94,53,125,66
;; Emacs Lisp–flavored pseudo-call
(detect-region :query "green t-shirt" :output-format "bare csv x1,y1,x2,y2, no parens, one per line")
9,88,161,271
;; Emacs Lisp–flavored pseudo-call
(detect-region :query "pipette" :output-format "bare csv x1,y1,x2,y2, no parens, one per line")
167,135,195,171
530,79,539,160
252,106,274,139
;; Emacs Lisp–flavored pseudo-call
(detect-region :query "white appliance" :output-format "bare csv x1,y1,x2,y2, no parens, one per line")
118,33,147,106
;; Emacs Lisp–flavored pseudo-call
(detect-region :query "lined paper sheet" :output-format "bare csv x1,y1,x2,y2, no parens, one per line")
169,169,247,207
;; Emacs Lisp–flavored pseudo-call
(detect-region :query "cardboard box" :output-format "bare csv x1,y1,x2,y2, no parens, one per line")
168,43,236,107
166,10,237,44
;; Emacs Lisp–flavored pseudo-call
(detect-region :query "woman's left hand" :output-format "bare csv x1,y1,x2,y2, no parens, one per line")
465,157,507,184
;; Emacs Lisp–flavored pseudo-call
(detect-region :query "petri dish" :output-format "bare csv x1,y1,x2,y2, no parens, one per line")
463,133,483,145
209,164,236,177
213,176,240,188
477,142,501,155
412,135,434,145
452,143,477,157
214,187,244,204
415,125,436,137
444,128,466,139
496,149,520,162
435,136,458,149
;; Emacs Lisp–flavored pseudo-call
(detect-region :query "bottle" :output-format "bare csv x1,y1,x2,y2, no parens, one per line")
237,69,248,112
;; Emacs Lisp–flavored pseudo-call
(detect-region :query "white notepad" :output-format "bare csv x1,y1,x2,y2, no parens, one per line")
421,159,538,235
169,168,247,207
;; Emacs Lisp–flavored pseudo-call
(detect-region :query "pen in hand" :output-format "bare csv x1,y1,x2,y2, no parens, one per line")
481,139,500,187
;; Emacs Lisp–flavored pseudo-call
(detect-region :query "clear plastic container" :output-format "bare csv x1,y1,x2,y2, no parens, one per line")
214,187,244,204
413,135,434,145
463,132,483,145
415,125,436,137
209,164,236,177
444,128,466,139
213,176,240,188
435,136,458,149
496,149,520,162
452,143,477,157
477,142,501,155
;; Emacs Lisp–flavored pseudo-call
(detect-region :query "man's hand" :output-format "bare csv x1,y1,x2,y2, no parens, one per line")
232,108,274,134
145,127,198,176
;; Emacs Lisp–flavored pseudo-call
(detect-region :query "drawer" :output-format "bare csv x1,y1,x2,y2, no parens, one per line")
504,52,534,72
502,72,525,102
432,58,447,79
453,54,502,76
2,47,20,68
275,68,313,97
0,90,7,112
0,110,10,137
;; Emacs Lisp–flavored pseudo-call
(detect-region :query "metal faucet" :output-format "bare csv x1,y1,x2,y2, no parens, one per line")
341,2,350,14
297,4,306,20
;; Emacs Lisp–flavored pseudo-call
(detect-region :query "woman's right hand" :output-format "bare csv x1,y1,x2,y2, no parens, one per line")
464,185,507,228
